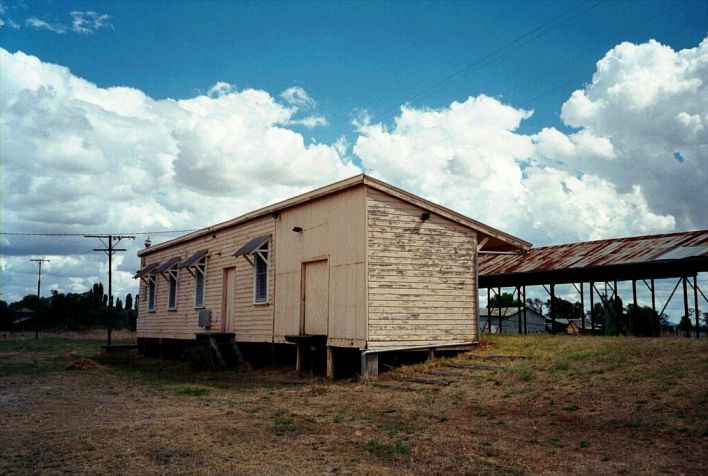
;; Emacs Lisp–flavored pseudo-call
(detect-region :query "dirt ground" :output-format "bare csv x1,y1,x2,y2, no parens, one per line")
1,334,706,474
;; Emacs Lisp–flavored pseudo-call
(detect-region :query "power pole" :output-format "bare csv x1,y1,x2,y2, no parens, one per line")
30,258,50,340
85,234,135,345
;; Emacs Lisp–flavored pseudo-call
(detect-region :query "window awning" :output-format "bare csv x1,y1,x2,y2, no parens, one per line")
155,256,180,273
133,262,159,279
179,249,208,269
234,234,271,257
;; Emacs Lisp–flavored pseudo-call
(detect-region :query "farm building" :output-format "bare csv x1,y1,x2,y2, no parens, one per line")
479,307,548,334
134,174,530,376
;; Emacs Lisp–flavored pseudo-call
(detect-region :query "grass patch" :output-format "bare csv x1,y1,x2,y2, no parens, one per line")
364,438,411,460
1,334,706,474
176,386,209,396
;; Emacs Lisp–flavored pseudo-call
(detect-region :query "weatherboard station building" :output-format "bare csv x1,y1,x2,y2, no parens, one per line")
134,174,530,376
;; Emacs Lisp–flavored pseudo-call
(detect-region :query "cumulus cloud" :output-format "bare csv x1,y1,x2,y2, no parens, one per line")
354,94,676,245
0,49,357,301
557,38,707,228
1,36,705,303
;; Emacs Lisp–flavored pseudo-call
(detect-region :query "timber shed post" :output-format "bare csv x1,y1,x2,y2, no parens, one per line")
326,347,335,380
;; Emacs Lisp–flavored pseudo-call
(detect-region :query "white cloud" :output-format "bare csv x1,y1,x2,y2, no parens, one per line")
70,11,111,34
0,48,358,301
558,38,707,227
24,10,111,34
26,16,66,33
281,86,316,108
207,81,235,97
354,94,676,246
1,36,705,305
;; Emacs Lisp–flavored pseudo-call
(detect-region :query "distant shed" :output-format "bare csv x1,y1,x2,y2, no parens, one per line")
134,174,530,376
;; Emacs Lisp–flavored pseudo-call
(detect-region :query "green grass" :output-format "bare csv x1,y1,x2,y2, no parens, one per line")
364,438,411,460
176,386,209,396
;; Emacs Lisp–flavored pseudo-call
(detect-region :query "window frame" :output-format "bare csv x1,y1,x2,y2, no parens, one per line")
166,265,179,311
193,257,207,309
147,273,157,312
252,241,270,304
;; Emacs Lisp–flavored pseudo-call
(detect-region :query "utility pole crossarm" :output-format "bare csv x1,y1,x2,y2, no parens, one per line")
85,234,135,346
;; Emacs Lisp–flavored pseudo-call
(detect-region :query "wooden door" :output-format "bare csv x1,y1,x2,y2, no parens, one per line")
221,267,236,332
303,260,329,335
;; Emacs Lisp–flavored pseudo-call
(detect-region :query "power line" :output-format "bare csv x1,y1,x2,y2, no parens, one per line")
377,0,605,121
0,229,197,237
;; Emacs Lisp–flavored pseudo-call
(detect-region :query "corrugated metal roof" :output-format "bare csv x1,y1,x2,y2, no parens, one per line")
480,230,708,277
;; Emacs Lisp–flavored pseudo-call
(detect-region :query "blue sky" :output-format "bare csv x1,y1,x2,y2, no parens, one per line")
0,0,706,318
3,0,706,144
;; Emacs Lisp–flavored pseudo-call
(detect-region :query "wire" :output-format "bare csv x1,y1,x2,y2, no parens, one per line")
0,229,198,237
376,0,605,121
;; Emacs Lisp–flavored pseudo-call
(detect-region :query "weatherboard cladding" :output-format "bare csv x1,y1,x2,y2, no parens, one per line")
135,175,527,347
479,230,708,277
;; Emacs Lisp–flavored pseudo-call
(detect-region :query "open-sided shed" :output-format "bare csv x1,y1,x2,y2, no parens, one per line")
479,230,708,336
134,174,529,376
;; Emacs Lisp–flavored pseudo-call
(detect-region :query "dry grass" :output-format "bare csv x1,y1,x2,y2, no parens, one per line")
0,335,706,474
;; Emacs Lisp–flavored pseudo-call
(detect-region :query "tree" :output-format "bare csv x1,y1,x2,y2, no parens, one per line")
125,293,133,313
115,298,123,313
525,298,544,314
678,313,693,337
0,300,11,332
627,304,660,337
545,296,582,321
489,292,522,308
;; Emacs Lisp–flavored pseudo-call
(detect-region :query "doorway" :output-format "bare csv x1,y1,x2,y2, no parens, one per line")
221,267,236,333
302,260,329,335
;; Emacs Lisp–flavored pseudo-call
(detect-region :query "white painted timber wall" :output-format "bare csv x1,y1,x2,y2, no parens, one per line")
366,187,479,348
136,216,275,341
274,186,367,347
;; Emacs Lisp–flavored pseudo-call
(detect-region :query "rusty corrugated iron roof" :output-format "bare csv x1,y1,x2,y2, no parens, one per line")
479,230,708,277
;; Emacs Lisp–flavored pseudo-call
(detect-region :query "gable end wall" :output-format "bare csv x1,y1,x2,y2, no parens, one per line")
366,187,479,348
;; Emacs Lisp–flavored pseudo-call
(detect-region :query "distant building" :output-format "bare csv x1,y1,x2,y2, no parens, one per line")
566,319,602,335
479,306,548,334
12,308,35,331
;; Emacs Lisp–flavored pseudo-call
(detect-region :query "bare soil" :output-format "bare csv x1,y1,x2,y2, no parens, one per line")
1,335,706,474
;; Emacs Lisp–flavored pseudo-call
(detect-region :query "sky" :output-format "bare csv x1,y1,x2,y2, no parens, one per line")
0,0,706,320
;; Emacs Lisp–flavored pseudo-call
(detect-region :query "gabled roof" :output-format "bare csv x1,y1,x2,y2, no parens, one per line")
139,174,531,256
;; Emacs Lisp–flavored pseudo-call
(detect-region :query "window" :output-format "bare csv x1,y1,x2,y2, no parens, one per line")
253,241,269,303
194,257,206,308
147,275,156,312
167,266,178,310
